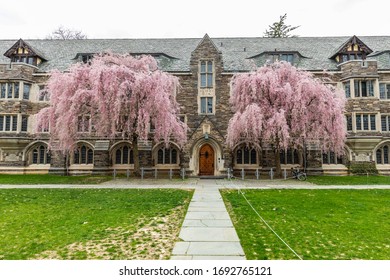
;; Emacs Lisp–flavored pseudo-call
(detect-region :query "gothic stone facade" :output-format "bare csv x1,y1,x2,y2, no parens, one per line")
1,34,390,176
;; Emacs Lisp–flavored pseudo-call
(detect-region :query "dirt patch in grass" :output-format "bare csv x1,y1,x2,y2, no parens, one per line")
32,205,186,260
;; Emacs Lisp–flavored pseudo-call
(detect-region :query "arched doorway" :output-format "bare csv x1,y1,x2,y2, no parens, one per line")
199,144,214,175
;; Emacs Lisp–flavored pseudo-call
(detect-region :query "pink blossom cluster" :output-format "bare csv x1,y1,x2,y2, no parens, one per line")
35,52,187,153
227,62,346,155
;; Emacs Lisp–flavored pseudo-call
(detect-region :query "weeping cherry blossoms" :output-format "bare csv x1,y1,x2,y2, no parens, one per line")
226,62,346,175
35,52,187,174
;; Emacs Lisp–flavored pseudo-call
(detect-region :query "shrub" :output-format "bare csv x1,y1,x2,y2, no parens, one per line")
348,162,378,175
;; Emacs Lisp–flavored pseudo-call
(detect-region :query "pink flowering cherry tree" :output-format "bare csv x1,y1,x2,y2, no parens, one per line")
227,61,346,176
35,52,187,175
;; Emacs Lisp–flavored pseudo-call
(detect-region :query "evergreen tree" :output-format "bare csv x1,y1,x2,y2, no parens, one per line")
264,14,300,38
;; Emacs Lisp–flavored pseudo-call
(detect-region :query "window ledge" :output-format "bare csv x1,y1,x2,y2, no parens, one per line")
322,164,347,170
112,164,134,168
234,164,261,169
280,164,301,168
26,164,51,168
154,164,180,169
69,164,94,170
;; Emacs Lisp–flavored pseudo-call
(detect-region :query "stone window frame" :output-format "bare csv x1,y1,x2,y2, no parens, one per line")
198,59,216,115
235,146,258,166
343,81,351,98
380,114,390,132
153,142,180,167
376,144,390,165
200,96,214,114
322,151,344,165
113,143,134,165
73,143,94,165
38,85,50,102
0,82,20,100
199,60,213,88
280,148,299,165
353,78,376,98
0,114,18,132
23,83,31,100
21,115,28,132
29,144,51,165
346,114,353,132
0,114,30,133
157,147,178,165
355,112,378,131
343,79,379,99
379,82,390,100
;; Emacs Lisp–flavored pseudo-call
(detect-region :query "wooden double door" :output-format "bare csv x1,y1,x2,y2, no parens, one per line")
199,144,214,176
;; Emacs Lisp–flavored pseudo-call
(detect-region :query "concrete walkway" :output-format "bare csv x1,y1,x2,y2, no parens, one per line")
170,180,245,260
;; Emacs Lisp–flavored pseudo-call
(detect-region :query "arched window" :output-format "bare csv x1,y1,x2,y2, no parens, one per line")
322,151,344,165
74,144,93,164
156,147,178,165
280,149,299,165
236,147,257,165
376,145,389,164
114,144,134,165
30,144,51,165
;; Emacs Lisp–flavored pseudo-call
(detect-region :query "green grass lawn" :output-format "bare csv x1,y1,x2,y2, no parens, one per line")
307,175,390,185
222,189,390,260
0,188,192,260
0,174,112,184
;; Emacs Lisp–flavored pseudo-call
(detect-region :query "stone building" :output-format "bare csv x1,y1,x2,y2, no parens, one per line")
1,34,390,176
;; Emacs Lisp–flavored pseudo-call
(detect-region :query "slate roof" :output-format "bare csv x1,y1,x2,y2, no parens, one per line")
1,36,390,73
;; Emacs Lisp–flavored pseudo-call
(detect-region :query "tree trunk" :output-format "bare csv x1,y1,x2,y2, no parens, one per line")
298,147,304,168
274,147,282,178
65,152,70,176
132,135,140,177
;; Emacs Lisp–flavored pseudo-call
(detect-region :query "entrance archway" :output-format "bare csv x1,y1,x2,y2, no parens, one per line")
199,144,214,176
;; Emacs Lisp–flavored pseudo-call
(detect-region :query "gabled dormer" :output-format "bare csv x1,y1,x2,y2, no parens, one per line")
330,35,373,63
3,39,46,66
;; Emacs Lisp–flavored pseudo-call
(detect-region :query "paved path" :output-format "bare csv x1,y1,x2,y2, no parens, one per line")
171,180,245,260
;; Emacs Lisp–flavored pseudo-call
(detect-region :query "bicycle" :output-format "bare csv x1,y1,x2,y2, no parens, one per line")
291,168,307,181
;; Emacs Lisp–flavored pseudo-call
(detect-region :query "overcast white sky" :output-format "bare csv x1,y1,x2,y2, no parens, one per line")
0,0,388,39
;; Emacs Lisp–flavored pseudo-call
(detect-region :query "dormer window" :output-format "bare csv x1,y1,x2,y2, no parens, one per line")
81,54,93,64
330,35,372,63
280,54,294,63
339,50,364,63
74,53,94,64
3,39,46,67
11,55,37,65
269,53,295,64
